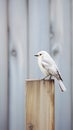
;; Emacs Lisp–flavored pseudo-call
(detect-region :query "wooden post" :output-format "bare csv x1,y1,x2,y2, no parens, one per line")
26,80,55,130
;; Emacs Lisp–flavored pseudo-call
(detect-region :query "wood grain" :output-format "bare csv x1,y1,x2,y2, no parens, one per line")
26,80,55,130
0,1,8,130
9,0,27,130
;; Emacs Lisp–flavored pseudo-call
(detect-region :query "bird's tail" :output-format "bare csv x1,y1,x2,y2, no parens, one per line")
58,80,66,92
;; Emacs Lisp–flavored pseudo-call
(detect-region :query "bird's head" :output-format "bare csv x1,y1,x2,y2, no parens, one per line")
34,51,48,60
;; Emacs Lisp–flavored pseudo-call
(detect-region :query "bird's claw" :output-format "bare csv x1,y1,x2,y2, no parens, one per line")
48,75,52,80
42,78,45,80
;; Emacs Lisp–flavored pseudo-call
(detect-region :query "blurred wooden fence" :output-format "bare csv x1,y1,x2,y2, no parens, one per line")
0,0,72,130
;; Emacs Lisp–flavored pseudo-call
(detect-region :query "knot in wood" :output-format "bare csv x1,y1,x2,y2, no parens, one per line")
11,49,17,57
28,123,33,130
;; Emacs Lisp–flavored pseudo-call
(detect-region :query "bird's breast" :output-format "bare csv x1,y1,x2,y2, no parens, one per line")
38,59,49,76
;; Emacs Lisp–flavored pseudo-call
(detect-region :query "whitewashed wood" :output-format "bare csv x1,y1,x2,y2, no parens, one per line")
0,1,8,130
9,0,27,130
58,1,71,130
49,0,71,130
59,0,71,130
71,0,73,130
28,0,50,79
8,0,72,130
49,0,64,61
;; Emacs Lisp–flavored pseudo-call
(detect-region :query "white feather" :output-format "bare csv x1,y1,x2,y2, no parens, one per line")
59,80,66,92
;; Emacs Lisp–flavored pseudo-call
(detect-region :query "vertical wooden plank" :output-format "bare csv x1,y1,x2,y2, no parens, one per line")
59,0,71,130
0,1,8,130
71,0,73,129
26,80,54,130
49,0,64,61
28,0,50,79
49,1,64,130
49,0,71,130
8,0,27,130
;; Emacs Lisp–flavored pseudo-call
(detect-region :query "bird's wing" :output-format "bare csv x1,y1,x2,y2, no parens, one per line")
41,60,57,75
43,55,57,68
41,60,49,70
42,56,58,70
41,60,63,81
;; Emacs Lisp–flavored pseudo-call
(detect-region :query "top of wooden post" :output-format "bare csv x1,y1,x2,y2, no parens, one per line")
26,79,54,82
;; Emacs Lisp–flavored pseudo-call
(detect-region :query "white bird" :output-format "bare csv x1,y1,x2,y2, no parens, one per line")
34,51,66,92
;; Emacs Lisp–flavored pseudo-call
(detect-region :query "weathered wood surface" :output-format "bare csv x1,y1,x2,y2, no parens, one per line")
0,1,8,130
9,0,27,130
26,80,55,130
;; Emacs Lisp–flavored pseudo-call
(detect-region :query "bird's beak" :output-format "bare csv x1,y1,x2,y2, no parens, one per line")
34,54,38,57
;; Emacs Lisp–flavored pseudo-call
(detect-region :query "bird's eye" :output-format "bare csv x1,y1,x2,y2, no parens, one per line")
40,54,42,56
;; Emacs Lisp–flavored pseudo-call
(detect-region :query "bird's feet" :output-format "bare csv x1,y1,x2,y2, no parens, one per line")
42,77,45,80
41,78,45,84
49,75,52,80
41,75,52,81
41,76,48,81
